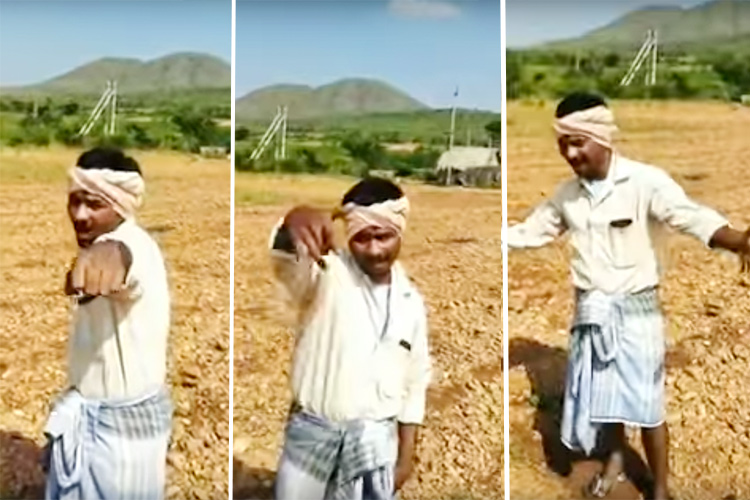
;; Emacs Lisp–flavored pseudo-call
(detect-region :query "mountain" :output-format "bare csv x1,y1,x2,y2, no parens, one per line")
538,0,750,51
236,78,429,121
2,52,230,95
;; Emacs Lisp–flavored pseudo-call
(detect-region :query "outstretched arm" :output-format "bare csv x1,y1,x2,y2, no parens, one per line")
506,197,567,250
66,241,133,299
269,205,337,306
649,170,749,272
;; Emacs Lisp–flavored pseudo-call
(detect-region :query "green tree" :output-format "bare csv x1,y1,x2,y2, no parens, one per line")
340,133,385,171
235,126,250,142
484,120,502,146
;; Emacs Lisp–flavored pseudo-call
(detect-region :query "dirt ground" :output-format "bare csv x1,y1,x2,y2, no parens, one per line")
507,100,750,500
0,147,230,499
232,174,503,499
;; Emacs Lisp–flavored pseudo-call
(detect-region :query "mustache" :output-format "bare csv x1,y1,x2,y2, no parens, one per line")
363,254,390,265
73,221,92,233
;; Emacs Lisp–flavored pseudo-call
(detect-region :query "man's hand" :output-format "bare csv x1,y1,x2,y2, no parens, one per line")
740,226,750,274
394,423,418,492
39,440,52,473
284,205,336,265
67,240,132,297
709,225,750,274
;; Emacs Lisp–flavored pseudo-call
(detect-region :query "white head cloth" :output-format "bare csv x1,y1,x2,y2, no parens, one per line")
336,196,410,241
68,167,145,219
553,104,618,149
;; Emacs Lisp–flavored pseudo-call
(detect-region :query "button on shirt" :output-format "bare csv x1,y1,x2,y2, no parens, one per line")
506,154,728,295
269,224,432,424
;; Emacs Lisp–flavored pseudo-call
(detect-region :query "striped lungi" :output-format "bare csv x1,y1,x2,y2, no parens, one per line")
561,287,665,454
44,386,173,500
275,408,398,500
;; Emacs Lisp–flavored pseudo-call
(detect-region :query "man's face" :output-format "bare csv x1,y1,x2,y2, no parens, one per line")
557,134,610,180
68,189,122,247
349,226,401,282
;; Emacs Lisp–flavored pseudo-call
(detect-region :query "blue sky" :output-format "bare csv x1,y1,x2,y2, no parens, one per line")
0,0,231,87
236,0,502,111
507,0,710,48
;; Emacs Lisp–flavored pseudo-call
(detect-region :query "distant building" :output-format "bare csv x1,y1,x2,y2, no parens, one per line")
435,146,501,187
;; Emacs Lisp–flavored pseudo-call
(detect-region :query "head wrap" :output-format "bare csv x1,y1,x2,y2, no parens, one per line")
334,196,410,241
553,104,618,149
68,167,145,219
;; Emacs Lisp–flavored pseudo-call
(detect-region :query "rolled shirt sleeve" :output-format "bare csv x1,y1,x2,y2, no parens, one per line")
648,169,729,246
506,191,568,249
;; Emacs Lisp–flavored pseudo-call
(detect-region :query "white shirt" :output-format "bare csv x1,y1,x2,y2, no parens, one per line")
506,154,728,294
269,225,432,424
68,219,170,400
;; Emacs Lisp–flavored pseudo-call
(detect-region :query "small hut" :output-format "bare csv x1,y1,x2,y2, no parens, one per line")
435,146,501,187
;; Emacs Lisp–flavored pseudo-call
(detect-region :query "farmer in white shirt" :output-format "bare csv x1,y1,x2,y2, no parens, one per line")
270,177,432,500
506,92,750,500
44,147,172,500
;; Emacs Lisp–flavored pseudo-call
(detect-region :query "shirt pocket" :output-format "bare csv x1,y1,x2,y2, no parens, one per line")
375,337,412,401
607,216,639,268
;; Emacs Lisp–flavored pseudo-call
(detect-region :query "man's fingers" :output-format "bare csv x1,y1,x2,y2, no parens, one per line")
85,266,103,296
100,265,121,296
313,221,333,257
322,221,336,254
70,256,87,291
298,227,322,263
111,265,126,294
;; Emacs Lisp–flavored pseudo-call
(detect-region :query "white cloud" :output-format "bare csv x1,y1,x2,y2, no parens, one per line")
388,0,462,20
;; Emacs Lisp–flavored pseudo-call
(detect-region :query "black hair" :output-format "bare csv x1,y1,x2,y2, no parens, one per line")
76,147,141,175
555,92,607,119
341,177,403,206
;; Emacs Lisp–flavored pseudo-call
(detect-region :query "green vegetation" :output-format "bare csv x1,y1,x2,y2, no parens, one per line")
0,92,230,152
507,47,750,101
235,109,501,178
507,0,750,101
0,52,230,151
235,132,442,179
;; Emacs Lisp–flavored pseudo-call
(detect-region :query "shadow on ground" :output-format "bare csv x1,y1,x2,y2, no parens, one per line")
0,431,45,500
509,338,653,499
233,457,275,500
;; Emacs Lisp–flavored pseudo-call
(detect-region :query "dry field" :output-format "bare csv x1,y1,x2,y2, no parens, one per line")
0,147,230,499
232,174,503,499
507,100,750,499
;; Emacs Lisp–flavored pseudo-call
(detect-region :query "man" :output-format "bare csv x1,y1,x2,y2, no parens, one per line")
269,177,432,500
44,147,172,500
506,92,750,500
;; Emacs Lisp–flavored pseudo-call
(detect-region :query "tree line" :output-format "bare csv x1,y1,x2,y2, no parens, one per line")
507,48,750,101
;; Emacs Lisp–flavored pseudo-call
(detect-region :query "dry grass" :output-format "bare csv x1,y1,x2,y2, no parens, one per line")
232,174,503,499
507,100,750,499
0,146,230,499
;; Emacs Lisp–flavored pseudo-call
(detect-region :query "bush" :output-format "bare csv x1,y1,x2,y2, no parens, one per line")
126,124,159,149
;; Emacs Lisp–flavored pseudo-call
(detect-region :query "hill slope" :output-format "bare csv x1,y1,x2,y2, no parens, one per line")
236,78,429,121
540,0,750,51
3,52,230,95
